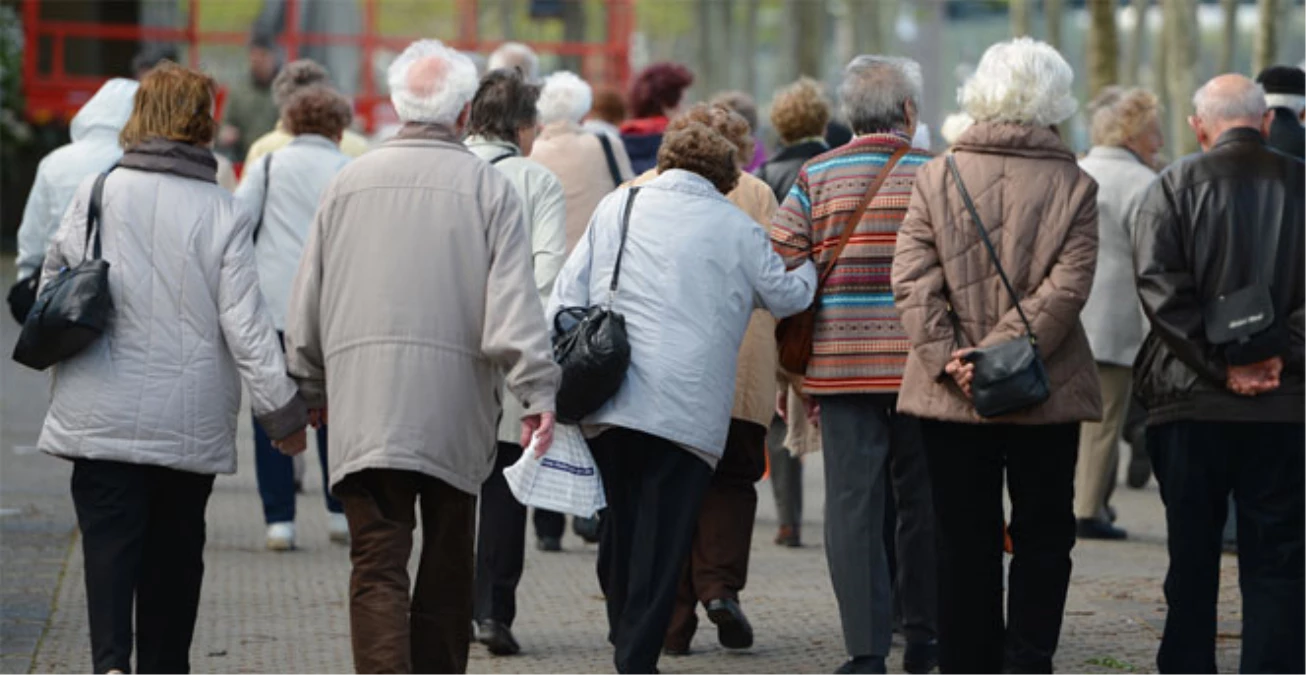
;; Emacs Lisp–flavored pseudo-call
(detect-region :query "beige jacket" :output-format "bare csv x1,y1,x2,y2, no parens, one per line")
532,121,634,253
630,169,780,428
285,125,561,494
892,123,1103,424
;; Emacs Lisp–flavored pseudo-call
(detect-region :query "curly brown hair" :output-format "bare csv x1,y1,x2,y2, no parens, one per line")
119,61,217,148
283,85,353,139
666,103,752,166
273,59,332,109
656,121,740,195
769,77,831,145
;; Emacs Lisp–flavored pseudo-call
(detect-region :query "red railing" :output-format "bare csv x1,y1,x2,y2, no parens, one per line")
22,0,634,132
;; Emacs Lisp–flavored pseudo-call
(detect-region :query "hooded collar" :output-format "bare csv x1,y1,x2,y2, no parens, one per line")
392,122,462,143
118,139,218,183
70,78,138,143
951,122,1075,162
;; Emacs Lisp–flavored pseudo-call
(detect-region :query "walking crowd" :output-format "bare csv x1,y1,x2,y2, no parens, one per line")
10,26,1304,675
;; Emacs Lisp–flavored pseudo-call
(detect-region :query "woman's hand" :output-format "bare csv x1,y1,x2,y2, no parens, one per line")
945,348,976,399
308,408,328,428
274,428,308,456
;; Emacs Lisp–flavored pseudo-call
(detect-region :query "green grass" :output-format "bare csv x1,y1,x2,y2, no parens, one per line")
1086,655,1137,671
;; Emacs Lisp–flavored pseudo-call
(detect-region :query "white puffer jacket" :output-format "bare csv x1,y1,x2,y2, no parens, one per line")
37,141,306,475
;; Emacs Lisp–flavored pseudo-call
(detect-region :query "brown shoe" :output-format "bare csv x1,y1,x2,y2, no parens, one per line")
774,525,801,547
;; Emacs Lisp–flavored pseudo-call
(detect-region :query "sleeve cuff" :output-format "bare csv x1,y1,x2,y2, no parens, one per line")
517,386,557,418
256,393,309,441
293,377,327,408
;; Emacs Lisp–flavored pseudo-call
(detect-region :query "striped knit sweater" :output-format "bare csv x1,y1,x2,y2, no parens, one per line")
770,132,932,394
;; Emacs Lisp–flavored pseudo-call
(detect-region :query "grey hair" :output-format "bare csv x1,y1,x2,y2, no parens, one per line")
1194,78,1267,122
487,42,540,82
959,38,1078,127
838,55,923,134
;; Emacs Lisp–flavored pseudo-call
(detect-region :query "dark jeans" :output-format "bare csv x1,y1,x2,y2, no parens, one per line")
475,442,528,627
921,421,1078,674
665,419,768,647
592,427,713,674
1148,421,1305,674
253,416,340,523
70,458,215,674
335,469,476,674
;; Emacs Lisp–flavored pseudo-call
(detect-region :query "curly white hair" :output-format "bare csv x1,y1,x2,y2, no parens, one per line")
538,71,593,125
959,38,1077,127
388,39,480,125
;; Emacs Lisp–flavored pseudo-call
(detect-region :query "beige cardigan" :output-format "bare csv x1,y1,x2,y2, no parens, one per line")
630,169,781,428
531,121,635,254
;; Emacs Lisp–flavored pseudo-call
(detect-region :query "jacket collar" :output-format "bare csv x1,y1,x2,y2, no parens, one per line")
118,139,218,183
770,138,828,162
465,135,521,157
647,168,728,200
539,121,583,141
845,131,912,153
289,133,340,151
951,122,1075,162
619,116,669,136
1213,126,1267,150
392,122,462,143
1086,145,1146,165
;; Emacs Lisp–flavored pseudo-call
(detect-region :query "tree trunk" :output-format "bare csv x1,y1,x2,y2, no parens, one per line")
1011,0,1031,37
498,0,514,40
1125,0,1149,85
1254,0,1278,73
560,0,586,74
1046,0,1064,50
789,0,825,80
1219,0,1238,73
1087,0,1118,98
740,0,759,96
1164,0,1198,156
851,0,883,54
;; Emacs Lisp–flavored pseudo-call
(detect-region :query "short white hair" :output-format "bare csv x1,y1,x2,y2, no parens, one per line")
388,39,479,125
538,71,592,125
959,38,1078,127
1194,77,1267,123
940,112,974,145
839,55,923,134
487,42,540,82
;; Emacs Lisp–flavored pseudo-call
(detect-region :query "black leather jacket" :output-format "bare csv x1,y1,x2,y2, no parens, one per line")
754,140,828,203
1267,107,1305,160
1132,127,1305,425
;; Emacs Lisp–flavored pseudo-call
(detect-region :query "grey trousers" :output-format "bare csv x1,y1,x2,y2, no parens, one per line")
767,414,803,529
819,394,907,659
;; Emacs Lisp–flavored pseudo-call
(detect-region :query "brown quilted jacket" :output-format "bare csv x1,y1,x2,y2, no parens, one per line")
891,123,1103,424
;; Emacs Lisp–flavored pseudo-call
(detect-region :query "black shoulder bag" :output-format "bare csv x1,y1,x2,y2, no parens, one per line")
13,171,115,371
551,187,641,423
253,152,273,242
946,155,1050,418
1202,219,1278,355
594,133,624,188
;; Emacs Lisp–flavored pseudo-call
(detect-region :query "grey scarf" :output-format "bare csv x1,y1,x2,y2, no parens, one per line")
118,139,219,184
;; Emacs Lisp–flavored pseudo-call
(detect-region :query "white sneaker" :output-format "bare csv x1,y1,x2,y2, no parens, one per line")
266,522,295,551
328,513,350,545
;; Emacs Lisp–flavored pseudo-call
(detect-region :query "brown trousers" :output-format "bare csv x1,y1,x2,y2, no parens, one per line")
335,469,476,674
664,419,768,647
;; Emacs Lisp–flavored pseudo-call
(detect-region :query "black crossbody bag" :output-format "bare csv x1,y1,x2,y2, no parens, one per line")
551,187,641,423
946,155,1050,418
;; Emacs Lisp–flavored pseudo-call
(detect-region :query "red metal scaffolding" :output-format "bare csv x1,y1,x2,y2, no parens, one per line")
22,0,634,131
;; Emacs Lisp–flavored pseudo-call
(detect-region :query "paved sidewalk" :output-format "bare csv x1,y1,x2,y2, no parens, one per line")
24,422,1242,674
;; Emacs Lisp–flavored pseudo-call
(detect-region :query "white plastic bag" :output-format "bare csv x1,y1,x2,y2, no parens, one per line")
503,424,606,518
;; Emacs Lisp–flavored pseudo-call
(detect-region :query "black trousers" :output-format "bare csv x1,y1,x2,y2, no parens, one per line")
883,411,938,646
592,427,712,674
1148,421,1305,674
920,421,1078,674
70,458,215,674
533,509,565,539
474,442,528,626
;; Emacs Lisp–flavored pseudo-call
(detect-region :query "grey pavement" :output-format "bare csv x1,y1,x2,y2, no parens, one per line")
0,262,1244,674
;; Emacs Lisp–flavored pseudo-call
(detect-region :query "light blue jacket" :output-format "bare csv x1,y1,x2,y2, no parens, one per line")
548,169,816,459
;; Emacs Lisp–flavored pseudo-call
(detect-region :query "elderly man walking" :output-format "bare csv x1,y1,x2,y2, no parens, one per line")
1133,73,1304,674
770,56,937,675
284,40,560,674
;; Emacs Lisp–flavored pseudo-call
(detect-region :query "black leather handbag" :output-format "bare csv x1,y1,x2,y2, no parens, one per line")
551,187,641,424
7,266,40,324
946,155,1050,418
13,172,114,371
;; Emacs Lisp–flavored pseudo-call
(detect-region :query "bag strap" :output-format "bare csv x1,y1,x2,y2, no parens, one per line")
253,152,273,243
489,152,515,165
817,144,910,290
946,154,1037,342
607,187,642,303
84,170,110,261
594,133,623,188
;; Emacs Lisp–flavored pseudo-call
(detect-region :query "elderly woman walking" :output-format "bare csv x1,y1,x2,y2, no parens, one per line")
892,38,1102,673
1073,87,1164,541
620,62,694,173
550,121,815,674
38,62,307,674
235,85,355,551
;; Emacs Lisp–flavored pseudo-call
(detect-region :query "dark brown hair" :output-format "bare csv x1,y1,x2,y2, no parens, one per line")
591,85,627,125
656,121,740,195
467,69,540,147
283,86,353,139
628,63,693,119
119,61,218,148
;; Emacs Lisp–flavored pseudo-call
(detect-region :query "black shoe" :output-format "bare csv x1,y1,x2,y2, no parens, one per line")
572,515,601,543
536,535,562,552
476,619,521,656
662,644,691,657
1106,504,1118,523
1127,445,1152,488
835,656,887,674
1076,517,1127,540
705,598,753,650
903,639,939,674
